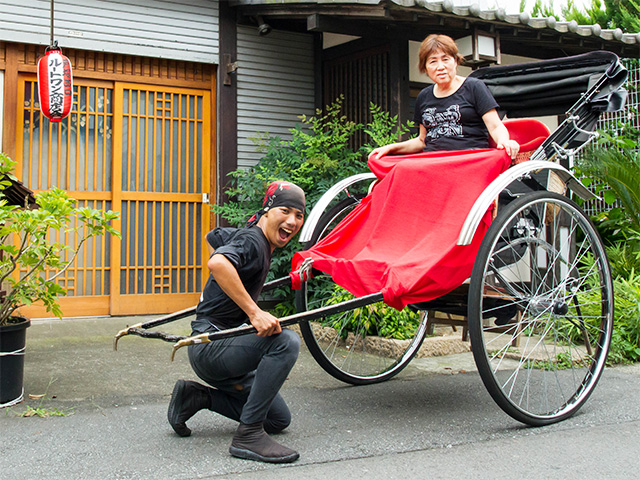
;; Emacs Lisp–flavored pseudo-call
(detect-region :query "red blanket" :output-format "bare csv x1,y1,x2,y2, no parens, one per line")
292,149,512,310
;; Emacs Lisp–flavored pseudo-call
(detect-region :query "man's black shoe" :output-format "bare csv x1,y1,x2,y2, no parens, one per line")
229,422,299,463
167,380,210,437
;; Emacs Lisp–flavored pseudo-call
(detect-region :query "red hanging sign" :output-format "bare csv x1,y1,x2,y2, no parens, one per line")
37,48,73,122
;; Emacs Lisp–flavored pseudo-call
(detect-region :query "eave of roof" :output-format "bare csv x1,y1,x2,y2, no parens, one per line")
230,0,640,58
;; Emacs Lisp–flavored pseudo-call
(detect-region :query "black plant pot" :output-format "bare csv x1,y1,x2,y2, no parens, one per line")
0,316,30,407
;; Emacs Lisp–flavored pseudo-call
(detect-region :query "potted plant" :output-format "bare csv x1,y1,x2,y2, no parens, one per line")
0,152,120,407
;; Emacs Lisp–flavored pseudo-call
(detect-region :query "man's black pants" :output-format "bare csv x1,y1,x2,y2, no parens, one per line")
188,328,300,431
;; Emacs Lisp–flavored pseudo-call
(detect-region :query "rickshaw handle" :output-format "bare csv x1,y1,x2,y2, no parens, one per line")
170,292,385,361
113,275,293,350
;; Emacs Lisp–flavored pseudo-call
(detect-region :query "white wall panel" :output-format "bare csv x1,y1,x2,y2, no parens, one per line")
236,26,316,168
0,0,219,64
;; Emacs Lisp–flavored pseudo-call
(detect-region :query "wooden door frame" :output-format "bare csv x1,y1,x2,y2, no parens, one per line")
110,83,212,316
14,74,114,318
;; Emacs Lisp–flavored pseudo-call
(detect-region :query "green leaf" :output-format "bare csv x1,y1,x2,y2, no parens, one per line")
603,189,618,205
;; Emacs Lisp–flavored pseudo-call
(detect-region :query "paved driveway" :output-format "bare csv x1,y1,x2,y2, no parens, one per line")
2,316,639,479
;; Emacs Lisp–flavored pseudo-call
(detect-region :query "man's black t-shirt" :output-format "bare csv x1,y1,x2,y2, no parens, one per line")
413,77,499,152
192,226,272,333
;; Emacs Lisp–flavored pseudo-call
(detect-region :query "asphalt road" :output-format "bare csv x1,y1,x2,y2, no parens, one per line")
1,316,639,479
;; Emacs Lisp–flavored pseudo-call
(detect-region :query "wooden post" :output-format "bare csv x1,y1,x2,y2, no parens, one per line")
2,43,19,160
217,1,238,225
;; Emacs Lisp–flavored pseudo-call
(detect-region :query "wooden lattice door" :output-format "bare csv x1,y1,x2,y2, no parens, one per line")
16,76,211,317
17,76,116,317
110,84,211,315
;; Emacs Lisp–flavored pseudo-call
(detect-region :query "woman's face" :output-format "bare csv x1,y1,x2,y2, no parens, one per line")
425,49,458,87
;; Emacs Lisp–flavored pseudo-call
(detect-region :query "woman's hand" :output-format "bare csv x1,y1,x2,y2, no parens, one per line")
483,110,520,160
368,131,426,161
368,144,395,160
497,139,520,159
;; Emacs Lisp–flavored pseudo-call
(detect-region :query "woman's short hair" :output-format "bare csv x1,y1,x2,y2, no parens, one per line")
418,34,465,74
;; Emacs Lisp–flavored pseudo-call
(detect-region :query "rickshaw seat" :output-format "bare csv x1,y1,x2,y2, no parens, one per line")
488,118,550,153
292,149,513,311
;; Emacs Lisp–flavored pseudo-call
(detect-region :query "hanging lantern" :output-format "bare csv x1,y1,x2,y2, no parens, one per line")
37,45,73,122
37,1,73,122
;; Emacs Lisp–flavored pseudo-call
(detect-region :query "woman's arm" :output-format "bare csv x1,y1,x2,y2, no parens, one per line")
208,254,281,337
368,125,427,160
482,109,519,159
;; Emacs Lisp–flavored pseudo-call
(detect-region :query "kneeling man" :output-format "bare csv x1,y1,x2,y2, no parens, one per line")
168,181,305,463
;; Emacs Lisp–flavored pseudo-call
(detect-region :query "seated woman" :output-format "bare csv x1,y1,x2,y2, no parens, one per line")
369,34,519,161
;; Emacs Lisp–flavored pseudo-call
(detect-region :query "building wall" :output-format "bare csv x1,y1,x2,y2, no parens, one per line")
0,0,219,64
236,26,316,168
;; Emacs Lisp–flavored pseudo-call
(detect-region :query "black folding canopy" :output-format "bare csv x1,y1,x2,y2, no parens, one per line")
469,50,628,118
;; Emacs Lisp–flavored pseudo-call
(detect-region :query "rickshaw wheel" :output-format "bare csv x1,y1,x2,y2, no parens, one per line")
468,191,614,426
297,197,429,385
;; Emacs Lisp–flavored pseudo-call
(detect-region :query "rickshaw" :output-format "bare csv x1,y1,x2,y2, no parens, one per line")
115,50,628,427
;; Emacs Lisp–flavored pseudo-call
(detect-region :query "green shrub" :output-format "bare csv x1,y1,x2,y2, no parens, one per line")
576,122,640,363
605,233,640,363
604,240,640,280
214,98,413,317
564,251,640,364
325,285,422,340
579,140,640,240
608,271,640,363
216,97,413,225
215,97,367,225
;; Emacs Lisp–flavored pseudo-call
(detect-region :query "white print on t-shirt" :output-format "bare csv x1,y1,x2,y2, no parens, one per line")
422,105,463,140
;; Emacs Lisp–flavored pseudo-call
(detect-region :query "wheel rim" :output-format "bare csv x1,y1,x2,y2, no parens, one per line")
470,193,613,423
300,274,428,383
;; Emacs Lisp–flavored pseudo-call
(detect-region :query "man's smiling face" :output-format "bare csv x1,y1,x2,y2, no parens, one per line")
259,206,304,251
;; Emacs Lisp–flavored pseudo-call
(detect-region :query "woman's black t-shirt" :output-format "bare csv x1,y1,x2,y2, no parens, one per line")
413,77,499,152
192,226,271,332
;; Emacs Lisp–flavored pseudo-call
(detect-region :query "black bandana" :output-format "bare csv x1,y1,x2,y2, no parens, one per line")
247,181,305,227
